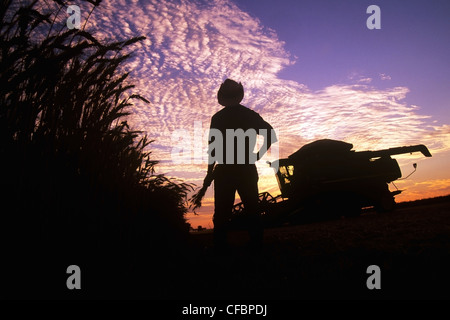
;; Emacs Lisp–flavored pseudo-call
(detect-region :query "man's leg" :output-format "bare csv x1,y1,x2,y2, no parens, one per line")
237,166,263,247
213,170,236,249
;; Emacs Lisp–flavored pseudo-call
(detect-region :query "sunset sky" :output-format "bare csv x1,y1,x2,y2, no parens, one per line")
50,0,450,228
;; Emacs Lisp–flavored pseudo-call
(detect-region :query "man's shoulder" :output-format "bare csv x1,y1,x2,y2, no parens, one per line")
211,107,227,118
240,104,260,116
212,104,259,118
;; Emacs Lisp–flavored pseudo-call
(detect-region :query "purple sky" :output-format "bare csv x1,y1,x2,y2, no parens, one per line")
234,0,450,124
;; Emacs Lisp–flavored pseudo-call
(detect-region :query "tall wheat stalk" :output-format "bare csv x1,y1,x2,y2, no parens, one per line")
0,0,193,255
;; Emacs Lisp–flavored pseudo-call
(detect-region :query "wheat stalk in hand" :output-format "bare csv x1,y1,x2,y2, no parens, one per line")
190,186,208,214
189,169,215,214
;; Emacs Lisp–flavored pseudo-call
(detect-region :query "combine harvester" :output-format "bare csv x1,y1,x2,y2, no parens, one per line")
230,139,432,227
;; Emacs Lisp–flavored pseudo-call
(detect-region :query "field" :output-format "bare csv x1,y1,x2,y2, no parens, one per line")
179,196,450,300
4,196,449,301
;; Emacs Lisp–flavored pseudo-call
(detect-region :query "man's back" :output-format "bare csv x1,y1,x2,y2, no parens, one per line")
209,104,274,165
211,104,268,132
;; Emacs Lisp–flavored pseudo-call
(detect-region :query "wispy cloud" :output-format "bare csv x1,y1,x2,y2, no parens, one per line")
379,73,392,81
358,77,372,84
76,0,450,157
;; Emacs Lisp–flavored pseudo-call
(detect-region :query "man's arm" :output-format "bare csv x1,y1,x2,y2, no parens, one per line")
256,128,277,160
204,117,217,187
207,162,215,174
255,114,278,160
203,165,215,187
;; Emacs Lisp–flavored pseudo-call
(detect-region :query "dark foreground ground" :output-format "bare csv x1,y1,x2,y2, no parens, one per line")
3,197,449,301
177,197,450,300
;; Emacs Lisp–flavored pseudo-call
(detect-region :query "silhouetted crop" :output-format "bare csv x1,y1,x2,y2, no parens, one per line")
0,0,192,297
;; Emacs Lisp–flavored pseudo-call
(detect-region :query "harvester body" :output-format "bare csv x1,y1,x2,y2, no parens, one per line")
231,139,432,226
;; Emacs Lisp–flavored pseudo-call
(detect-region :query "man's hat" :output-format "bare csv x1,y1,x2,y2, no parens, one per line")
217,79,244,106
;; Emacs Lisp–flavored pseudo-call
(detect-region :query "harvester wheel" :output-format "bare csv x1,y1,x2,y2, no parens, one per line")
375,194,395,212
344,203,362,217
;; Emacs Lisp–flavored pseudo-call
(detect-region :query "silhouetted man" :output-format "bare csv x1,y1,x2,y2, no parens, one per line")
204,79,277,249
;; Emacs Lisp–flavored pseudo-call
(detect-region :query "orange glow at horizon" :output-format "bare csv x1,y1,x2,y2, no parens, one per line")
187,186,450,230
